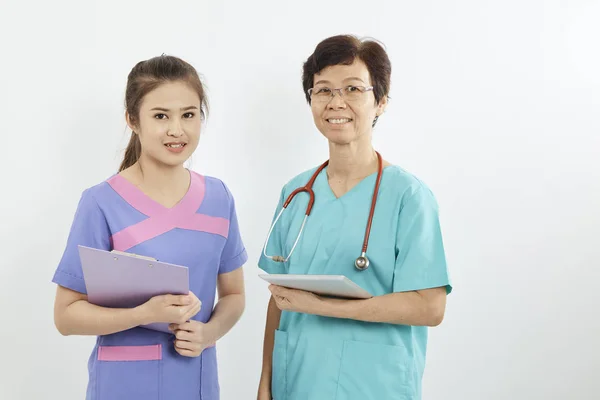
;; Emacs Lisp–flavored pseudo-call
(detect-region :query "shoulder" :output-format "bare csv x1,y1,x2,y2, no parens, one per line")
68,176,121,218
278,166,321,197
191,170,235,203
79,176,119,205
383,165,439,210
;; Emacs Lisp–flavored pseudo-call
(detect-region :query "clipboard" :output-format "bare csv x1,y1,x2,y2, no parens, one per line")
78,245,189,333
259,274,373,299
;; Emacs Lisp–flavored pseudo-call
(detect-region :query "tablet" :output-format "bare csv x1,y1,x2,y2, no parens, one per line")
259,274,373,299
78,245,189,333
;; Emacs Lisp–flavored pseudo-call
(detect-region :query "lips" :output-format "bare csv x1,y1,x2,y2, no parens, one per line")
326,118,353,124
164,142,187,148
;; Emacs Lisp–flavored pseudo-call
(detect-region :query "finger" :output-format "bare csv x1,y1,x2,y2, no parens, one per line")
175,329,196,342
175,301,199,323
175,339,198,352
175,329,193,341
182,303,201,322
174,344,197,357
175,321,197,333
273,298,284,310
175,329,195,342
164,294,191,306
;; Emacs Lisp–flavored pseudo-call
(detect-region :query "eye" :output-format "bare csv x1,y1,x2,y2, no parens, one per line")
183,112,195,119
315,87,332,95
154,113,168,120
346,86,360,92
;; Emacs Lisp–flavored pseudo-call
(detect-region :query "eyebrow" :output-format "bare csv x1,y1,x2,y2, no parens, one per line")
314,77,366,86
150,106,198,112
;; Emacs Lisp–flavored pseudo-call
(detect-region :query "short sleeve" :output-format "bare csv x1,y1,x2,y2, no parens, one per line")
52,189,111,294
258,187,287,274
393,185,452,294
218,183,248,274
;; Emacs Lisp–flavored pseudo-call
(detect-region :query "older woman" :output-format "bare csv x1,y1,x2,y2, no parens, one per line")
257,35,452,400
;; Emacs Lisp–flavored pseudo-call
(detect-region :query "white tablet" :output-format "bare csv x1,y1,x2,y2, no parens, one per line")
259,274,373,299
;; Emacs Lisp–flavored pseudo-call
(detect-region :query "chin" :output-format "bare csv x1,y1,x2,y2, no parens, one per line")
322,130,357,145
150,153,189,168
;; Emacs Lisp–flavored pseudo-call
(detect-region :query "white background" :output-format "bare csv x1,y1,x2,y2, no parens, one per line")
1,0,599,399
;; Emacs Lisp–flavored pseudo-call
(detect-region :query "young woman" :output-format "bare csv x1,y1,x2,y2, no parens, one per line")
52,55,247,400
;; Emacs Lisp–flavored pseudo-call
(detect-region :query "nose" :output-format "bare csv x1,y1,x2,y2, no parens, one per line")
167,117,184,137
327,90,347,110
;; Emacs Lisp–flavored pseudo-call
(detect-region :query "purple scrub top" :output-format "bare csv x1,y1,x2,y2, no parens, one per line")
52,170,247,400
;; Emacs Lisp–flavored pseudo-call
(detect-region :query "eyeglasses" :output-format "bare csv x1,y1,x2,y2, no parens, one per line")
307,85,374,103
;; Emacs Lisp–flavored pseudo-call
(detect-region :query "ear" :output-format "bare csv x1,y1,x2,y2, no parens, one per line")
125,111,137,133
376,95,388,117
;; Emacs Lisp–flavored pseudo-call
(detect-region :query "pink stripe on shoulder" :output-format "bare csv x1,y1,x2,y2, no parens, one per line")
98,344,162,361
178,213,230,238
178,171,205,214
107,170,229,251
111,213,174,252
107,175,164,217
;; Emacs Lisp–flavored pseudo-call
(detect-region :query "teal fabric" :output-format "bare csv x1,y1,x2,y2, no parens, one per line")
259,165,452,400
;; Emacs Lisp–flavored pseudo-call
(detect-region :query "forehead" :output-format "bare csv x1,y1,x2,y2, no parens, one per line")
141,81,200,108
313,59,372,86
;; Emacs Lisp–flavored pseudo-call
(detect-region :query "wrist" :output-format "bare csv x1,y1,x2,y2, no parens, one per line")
133,303,151,326
204,319,221,344
320,296,351,319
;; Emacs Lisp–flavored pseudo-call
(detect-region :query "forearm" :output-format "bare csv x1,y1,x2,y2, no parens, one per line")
318,291,444,326
206,293,245,342
260,296,282,387
56,300,147,336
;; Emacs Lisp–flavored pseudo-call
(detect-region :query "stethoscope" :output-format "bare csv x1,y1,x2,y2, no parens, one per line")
262,151,383,271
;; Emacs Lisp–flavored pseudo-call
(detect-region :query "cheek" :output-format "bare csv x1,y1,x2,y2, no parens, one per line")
138,129,164,148
312,105,329,128
186,121,201,140
355,106,376,125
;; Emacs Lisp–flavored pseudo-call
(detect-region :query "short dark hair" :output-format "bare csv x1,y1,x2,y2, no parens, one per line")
302,35,391,105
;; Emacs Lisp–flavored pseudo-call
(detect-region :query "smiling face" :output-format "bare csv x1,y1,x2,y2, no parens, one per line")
310,59,387,146
127,80,202,168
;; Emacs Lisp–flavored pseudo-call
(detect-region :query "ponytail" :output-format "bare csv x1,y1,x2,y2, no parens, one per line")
119,132,141,172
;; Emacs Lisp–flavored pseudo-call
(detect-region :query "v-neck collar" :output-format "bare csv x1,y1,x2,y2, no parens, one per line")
108,169,205,216
318,165,388,201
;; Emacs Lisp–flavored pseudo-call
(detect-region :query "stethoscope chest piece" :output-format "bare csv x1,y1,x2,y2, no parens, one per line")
355,255,369,271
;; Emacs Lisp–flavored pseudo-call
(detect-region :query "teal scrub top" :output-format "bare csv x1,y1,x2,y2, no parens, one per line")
258,164,452,400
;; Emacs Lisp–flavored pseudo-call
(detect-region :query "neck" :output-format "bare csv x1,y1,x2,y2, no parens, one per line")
327,140,378,181
133,156,189,194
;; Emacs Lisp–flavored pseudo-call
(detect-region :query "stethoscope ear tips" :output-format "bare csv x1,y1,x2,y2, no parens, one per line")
355,256,369,271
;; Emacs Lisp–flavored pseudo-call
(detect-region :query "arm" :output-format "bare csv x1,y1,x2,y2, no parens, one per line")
318,287,446,326
268,285,447,327
171,268,246,357
54,285,200,336
258,296,282,398
54,286,146,336
205,267,246,341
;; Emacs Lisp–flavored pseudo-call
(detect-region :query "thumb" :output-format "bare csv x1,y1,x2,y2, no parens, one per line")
165,294,191,306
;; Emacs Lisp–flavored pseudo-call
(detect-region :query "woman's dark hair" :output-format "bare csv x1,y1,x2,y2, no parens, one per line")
119,55,209,172
302,35,391,126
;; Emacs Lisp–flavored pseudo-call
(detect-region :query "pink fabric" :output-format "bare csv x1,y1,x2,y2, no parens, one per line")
107,171,229,251
98,344,162,361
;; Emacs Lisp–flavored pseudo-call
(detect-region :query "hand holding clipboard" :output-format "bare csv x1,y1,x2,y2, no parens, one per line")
78,245,195,333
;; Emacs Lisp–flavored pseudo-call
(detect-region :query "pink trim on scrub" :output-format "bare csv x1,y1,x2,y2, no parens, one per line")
107,172,229,251
98,344,162,361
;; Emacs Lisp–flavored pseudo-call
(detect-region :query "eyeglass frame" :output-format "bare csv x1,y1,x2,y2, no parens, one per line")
307,85,375,102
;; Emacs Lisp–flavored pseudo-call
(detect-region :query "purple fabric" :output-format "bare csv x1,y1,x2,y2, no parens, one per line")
52,171,247,400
